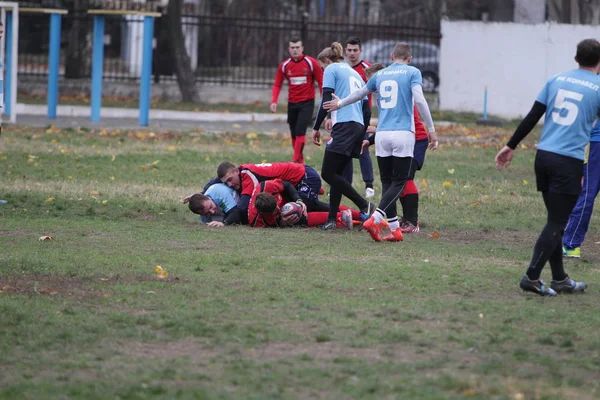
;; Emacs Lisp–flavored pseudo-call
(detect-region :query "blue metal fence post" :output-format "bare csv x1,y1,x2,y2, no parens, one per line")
482,86,488,121
91,15,105,122
4,11,13,118
47,13,62,119
139,16,155,127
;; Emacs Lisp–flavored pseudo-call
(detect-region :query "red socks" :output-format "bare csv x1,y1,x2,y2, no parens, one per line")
292,136,306,164
400,180,418,197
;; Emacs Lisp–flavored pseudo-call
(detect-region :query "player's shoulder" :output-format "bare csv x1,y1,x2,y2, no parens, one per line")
360,60,371,68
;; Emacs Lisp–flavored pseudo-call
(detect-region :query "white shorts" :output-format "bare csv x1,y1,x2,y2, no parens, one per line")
375,130,415,158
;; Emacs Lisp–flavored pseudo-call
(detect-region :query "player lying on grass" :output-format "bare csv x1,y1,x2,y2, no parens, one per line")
249,178,363,229
202,161,331,225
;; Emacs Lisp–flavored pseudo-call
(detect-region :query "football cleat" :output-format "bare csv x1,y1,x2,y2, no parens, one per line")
382,228,404,242
365,187,375,198
550,277,586,294
320,221,337,231
519,275,557,297
400,220,420,234
362,216,389,242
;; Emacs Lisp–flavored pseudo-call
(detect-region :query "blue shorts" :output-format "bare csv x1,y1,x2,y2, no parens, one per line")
297,165,322,202
406,139,428,181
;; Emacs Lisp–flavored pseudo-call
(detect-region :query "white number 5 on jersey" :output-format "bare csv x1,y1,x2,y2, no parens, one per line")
552,89,583,126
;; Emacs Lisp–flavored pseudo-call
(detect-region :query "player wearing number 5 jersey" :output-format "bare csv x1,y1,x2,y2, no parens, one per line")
495,38,600,296
323,42,437,241
311,42,376,230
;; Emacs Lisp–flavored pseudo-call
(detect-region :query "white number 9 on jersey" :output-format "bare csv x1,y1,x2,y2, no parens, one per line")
379,80,398,109
552,89,583,126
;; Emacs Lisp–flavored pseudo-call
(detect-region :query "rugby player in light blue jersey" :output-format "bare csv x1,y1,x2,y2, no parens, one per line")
495,38,600,296
311,42,376,230
324,42,437,241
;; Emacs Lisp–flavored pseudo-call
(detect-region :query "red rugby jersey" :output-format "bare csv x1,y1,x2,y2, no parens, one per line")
271,54,323,104
414,106,428,141
351,60,373,108
239,162,306,197
248,179,287,228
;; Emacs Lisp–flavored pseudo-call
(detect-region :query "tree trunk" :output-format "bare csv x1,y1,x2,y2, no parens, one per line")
65,0,91,79
167,0,200,102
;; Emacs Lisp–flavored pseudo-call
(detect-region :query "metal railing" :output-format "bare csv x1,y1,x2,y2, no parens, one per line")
17,1,442,90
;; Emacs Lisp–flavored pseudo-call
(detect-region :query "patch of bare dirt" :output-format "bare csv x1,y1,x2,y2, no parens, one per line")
0,274,187,299
0,275,101,298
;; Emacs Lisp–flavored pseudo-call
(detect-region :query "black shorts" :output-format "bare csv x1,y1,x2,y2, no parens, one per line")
325,121,365,158
535,150,583,196
287,99,314,138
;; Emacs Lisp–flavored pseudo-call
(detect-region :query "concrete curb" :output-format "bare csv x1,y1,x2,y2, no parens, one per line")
16,104,289,123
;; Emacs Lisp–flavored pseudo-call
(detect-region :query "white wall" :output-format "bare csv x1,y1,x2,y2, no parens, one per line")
440,20,600,119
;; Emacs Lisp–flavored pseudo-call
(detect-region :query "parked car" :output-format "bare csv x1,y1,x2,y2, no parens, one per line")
361,40,440,93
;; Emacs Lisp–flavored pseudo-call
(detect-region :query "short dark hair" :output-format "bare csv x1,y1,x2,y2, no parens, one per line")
188,193,211,215
217,161,236,179
575,39,600,67
289,36,302,44
254,193,277,214
345,36,361,49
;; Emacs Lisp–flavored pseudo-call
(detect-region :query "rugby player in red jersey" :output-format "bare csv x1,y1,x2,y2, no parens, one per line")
271,37,323,164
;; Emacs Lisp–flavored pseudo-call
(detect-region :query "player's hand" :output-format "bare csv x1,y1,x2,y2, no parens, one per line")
312,129,321,146
428,131,439,150
323,94,341,111
182,194,193,204
206,221,225,228
296,200,307,218
270,103,277,113
366,125,376,135
324,119,332,132
495,146,514,171
360,140,370,155
281,212,300,225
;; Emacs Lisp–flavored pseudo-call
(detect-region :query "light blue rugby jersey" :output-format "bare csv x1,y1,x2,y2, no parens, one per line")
322,62,364,126
204,183,239,213
536,69,600,160
366,63,422,132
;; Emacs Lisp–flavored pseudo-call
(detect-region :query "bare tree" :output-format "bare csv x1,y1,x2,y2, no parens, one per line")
65,0,91,78
167,0,199,102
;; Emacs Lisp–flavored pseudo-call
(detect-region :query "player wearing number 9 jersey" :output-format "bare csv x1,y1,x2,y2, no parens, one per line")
495,38,600,296
322,42,437,240
311,42,375,230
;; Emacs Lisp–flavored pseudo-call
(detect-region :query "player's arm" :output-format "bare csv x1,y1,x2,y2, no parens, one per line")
311,57,324,94
281,180,301,202
323,86,371,112
506,101,547,149
495,101,546,171
271,63,285,112
312,87,334,131
362,99,371,139
412,84,438,149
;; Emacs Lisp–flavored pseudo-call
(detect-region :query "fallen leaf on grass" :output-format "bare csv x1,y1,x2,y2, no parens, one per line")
442,180,453,187
45,197,55,203
39,236,53,241
429,231,440,239
155,265,168,279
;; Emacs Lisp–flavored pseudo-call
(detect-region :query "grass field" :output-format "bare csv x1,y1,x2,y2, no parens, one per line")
1,122,599,399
